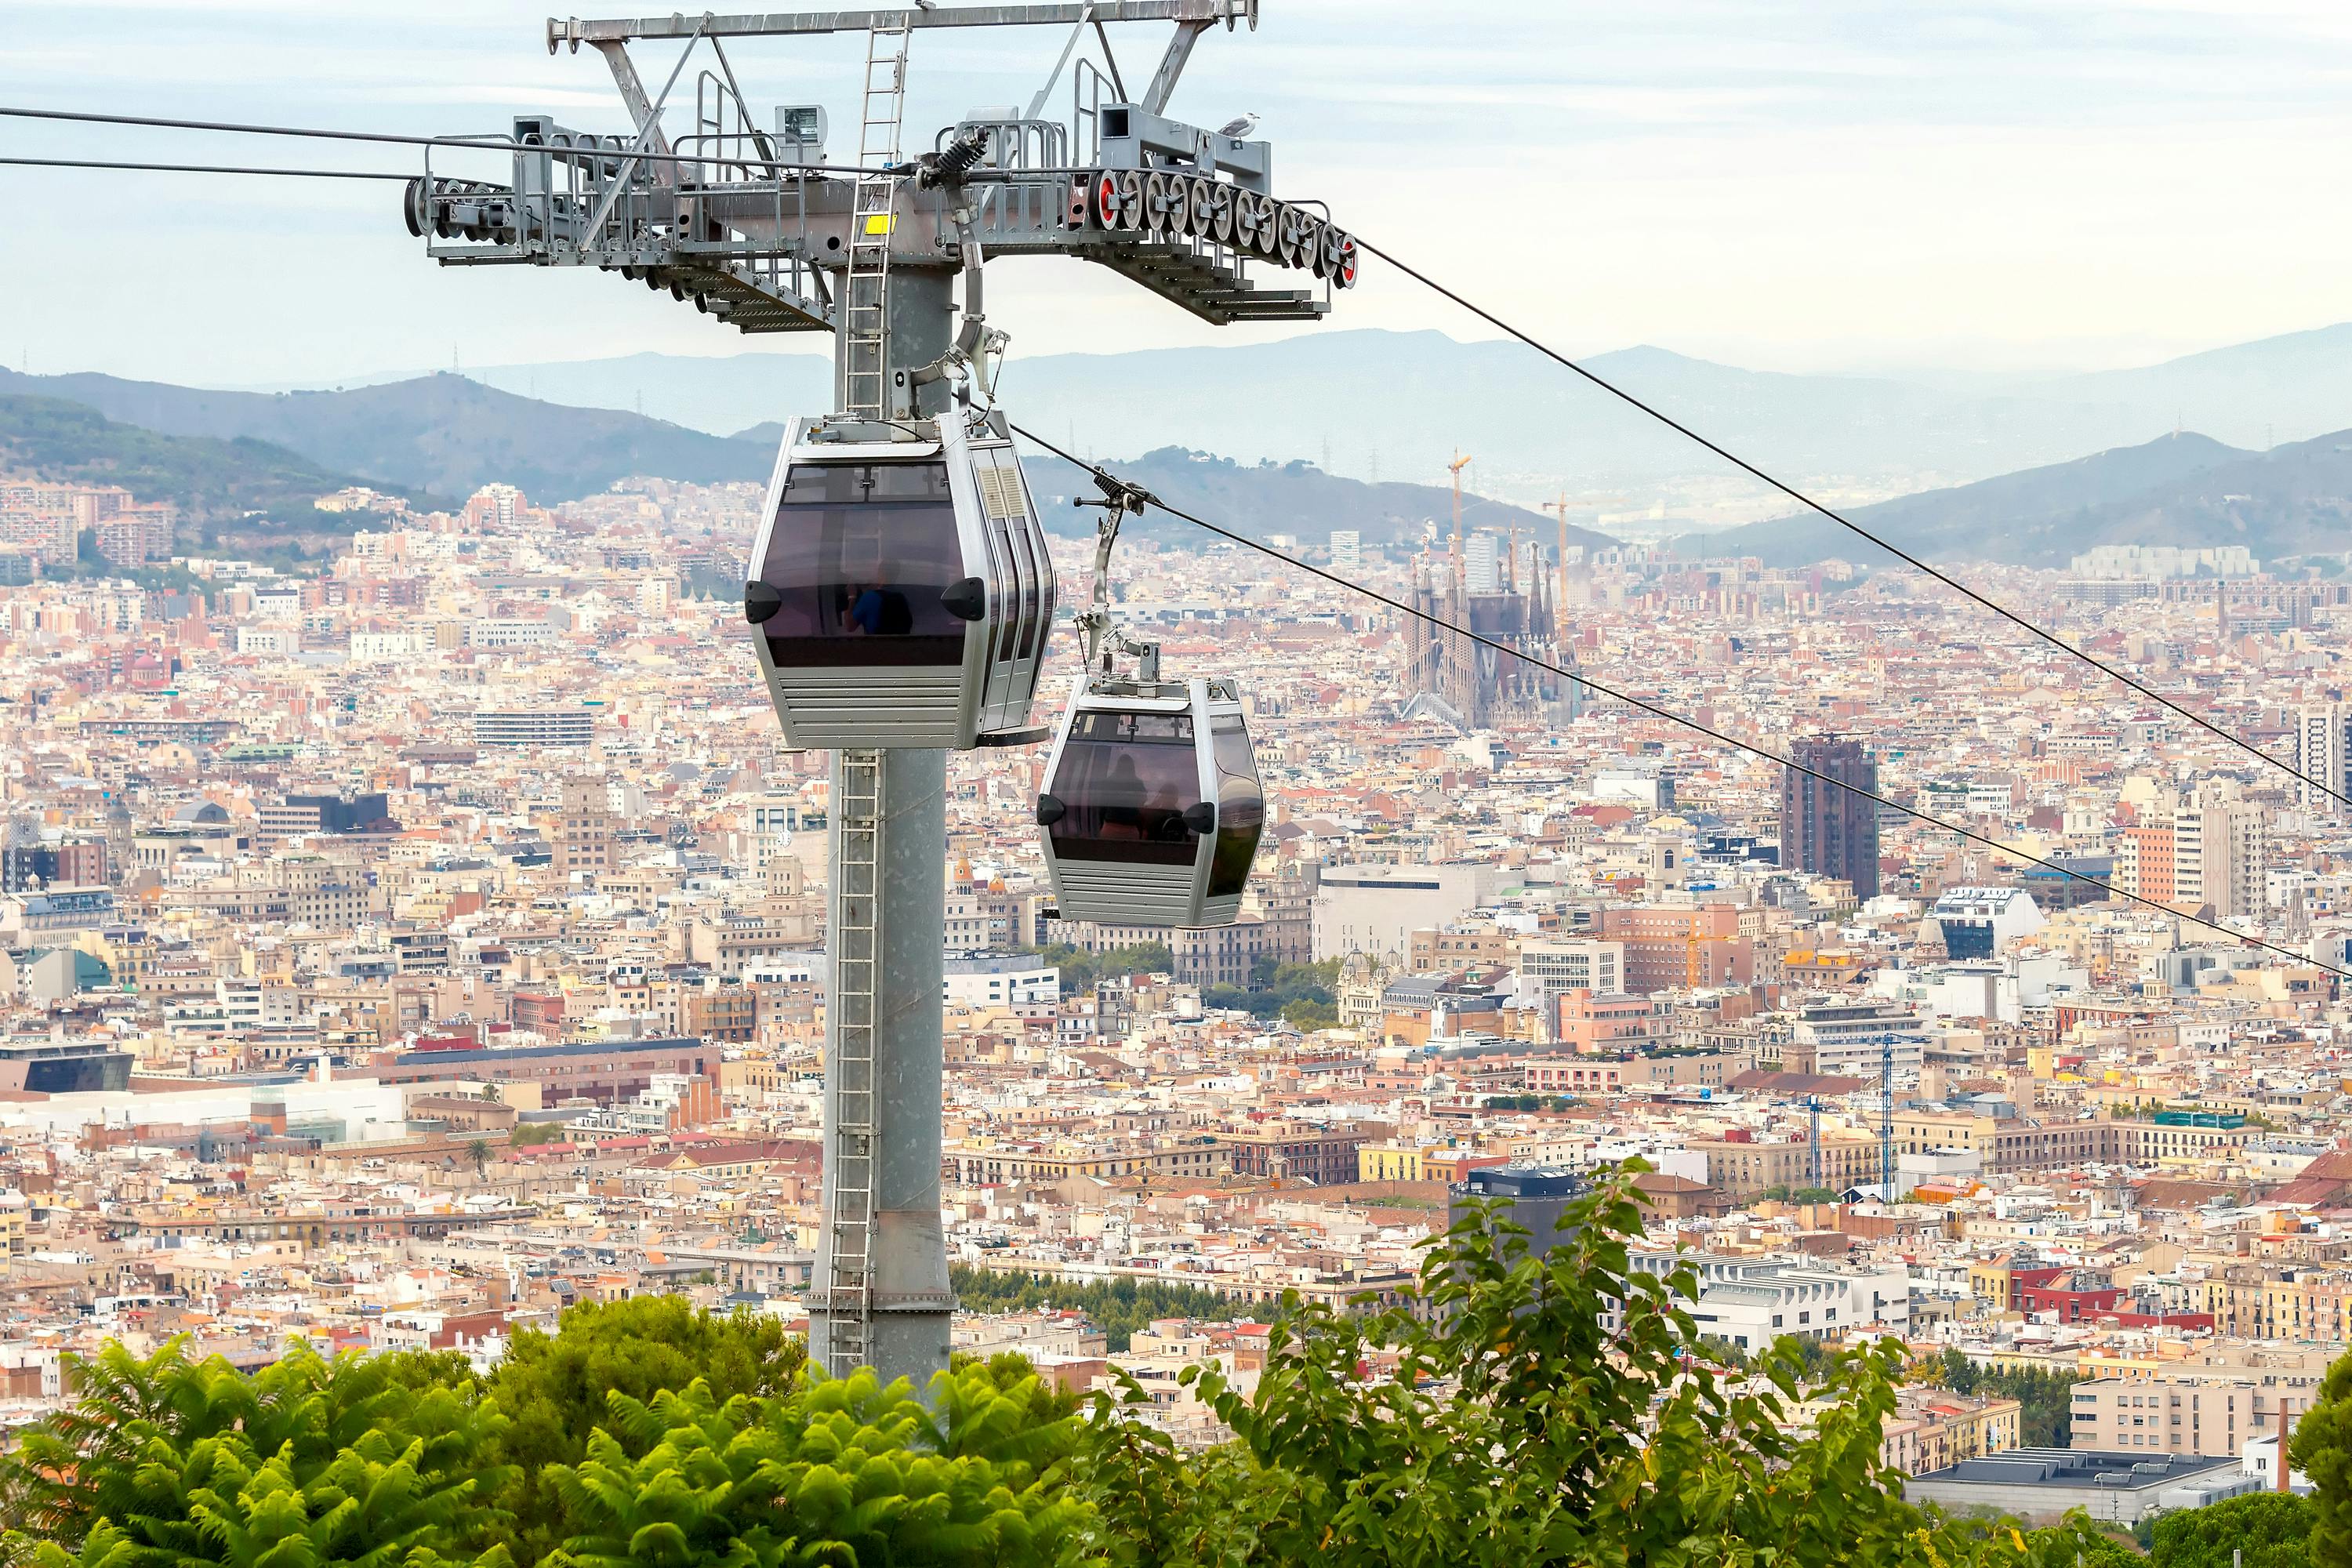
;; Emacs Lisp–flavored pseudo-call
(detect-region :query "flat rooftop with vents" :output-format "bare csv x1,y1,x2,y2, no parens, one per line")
1904,1446,2256,1525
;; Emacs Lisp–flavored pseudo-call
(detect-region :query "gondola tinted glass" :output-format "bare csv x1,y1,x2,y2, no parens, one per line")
1047,710,1203,866
756,460,966,666
1207,714,1264,896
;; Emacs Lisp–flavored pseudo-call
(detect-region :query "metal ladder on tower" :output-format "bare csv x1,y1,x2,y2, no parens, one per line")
843,23,908,422
826,24,909,1380
826,749,884,1377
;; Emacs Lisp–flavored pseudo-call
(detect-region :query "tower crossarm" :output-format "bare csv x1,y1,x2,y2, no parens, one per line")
405,1,1351,328
548,2,1258,45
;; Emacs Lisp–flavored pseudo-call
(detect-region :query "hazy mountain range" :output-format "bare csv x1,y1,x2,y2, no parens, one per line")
323,322,2352,503
1014,447,1617,551
11,322,2352,575
1687,428,2352,569
0,367,774,503
0,374,1582,553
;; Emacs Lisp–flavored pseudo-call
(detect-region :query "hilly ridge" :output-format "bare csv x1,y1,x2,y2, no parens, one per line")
1682,429,2352,568
427,323,2352,502
0,394,403,523
1017,446,1618,552
0,368,775,503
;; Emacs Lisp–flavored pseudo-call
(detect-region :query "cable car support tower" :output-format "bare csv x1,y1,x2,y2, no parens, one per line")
402,0,1352,1391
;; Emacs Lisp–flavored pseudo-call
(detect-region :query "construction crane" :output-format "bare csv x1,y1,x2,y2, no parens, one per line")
1540,491,1572,644
404,0,1352,1393
1802,1092,1824,1192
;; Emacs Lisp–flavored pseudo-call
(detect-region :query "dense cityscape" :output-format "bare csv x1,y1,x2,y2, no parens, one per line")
10,1,2352,1557
2,456,2350,1535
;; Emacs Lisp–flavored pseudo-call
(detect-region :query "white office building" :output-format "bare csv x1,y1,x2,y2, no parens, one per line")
1616,1250,1911,1352
943,956,1059,1013
1519,938,1624,1032
1312,863,1502,961
2292,703,2352,818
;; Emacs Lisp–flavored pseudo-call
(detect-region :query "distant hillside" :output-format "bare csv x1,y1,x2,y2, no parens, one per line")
0,394,398,523
1015,446,1617,552
425,321,2352,501
1680,428,2352,568
0,368,774,503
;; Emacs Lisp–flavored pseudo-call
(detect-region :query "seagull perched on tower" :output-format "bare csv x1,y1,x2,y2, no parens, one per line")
1216,112,1258,138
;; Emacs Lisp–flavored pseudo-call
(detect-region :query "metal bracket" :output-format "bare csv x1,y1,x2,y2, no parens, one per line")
1071,469,1155,672
590,41,677,187
1141,19,1209,113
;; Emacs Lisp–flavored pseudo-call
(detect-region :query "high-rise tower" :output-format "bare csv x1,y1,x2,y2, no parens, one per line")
1781,736,1880,899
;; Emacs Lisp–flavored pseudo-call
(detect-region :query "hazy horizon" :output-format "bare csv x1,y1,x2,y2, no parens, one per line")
8,2,2352,386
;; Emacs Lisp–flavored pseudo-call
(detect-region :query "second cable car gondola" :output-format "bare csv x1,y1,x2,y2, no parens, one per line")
1034,671,1265,928
742,409,1054,750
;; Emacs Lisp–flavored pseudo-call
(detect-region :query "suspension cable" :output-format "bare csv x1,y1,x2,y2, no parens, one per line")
1011,421,2346,984
0,155,409,180
1351,235,2346,813
0,103,848,176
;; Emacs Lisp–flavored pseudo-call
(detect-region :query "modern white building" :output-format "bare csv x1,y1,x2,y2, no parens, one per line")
2174,783,2269,919
1518,938,1624,1032
1928,886,2045,960
943,956,1059,1013
1311,863,1502,961
2292,702,2351,818
1793,1000,1926,1085
1615,1249,1911,1352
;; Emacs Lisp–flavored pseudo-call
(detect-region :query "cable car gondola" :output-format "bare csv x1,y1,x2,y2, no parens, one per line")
742,409,1054,750
1031,473,1266,927
1035,671,1265,927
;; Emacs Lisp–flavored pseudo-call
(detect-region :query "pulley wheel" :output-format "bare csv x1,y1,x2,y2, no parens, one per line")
1275,205,1308,267
1142,170,1171,235
1253,194,1283,257
1231,191,1266,252
1092,172,1119,229
1164,173,1191,236
1309,222,1338,280
1334,231,1360,289
1207,182,1236,245
1189,176,1216,239
1116,169,1145,232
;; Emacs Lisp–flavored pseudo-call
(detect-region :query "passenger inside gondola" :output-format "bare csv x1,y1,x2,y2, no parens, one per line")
1098,753,1146,839
1047,710,1203,865
755,459,964,666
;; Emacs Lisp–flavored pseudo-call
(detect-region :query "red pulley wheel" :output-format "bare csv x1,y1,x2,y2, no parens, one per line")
1095,172,1120,229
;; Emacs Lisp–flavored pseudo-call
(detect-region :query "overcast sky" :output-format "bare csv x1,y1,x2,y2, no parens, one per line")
6,0,2351,387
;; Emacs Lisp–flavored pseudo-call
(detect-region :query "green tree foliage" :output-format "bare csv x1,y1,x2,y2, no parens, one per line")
1935,1350,2085,1449
2292,1346,2352,1565
1278,998,1338,1032
3,1200,2147,1568
949,1266,1242,1353
0,1340,507,1566
1202,956,1341,1020
1759,1184,1842,1203
1069,1165,2112,1567
483,1298,806,1563
1025,942,1172,996
537,1365,1088,1568
2147,1490,2311,1568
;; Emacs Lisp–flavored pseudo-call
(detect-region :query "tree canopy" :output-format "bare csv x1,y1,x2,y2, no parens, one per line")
1073,1167,2114,1567
483,1296,806,1563
2145,1490,2311,1568
949,1268,1243,1352
0,1168,2164,1568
